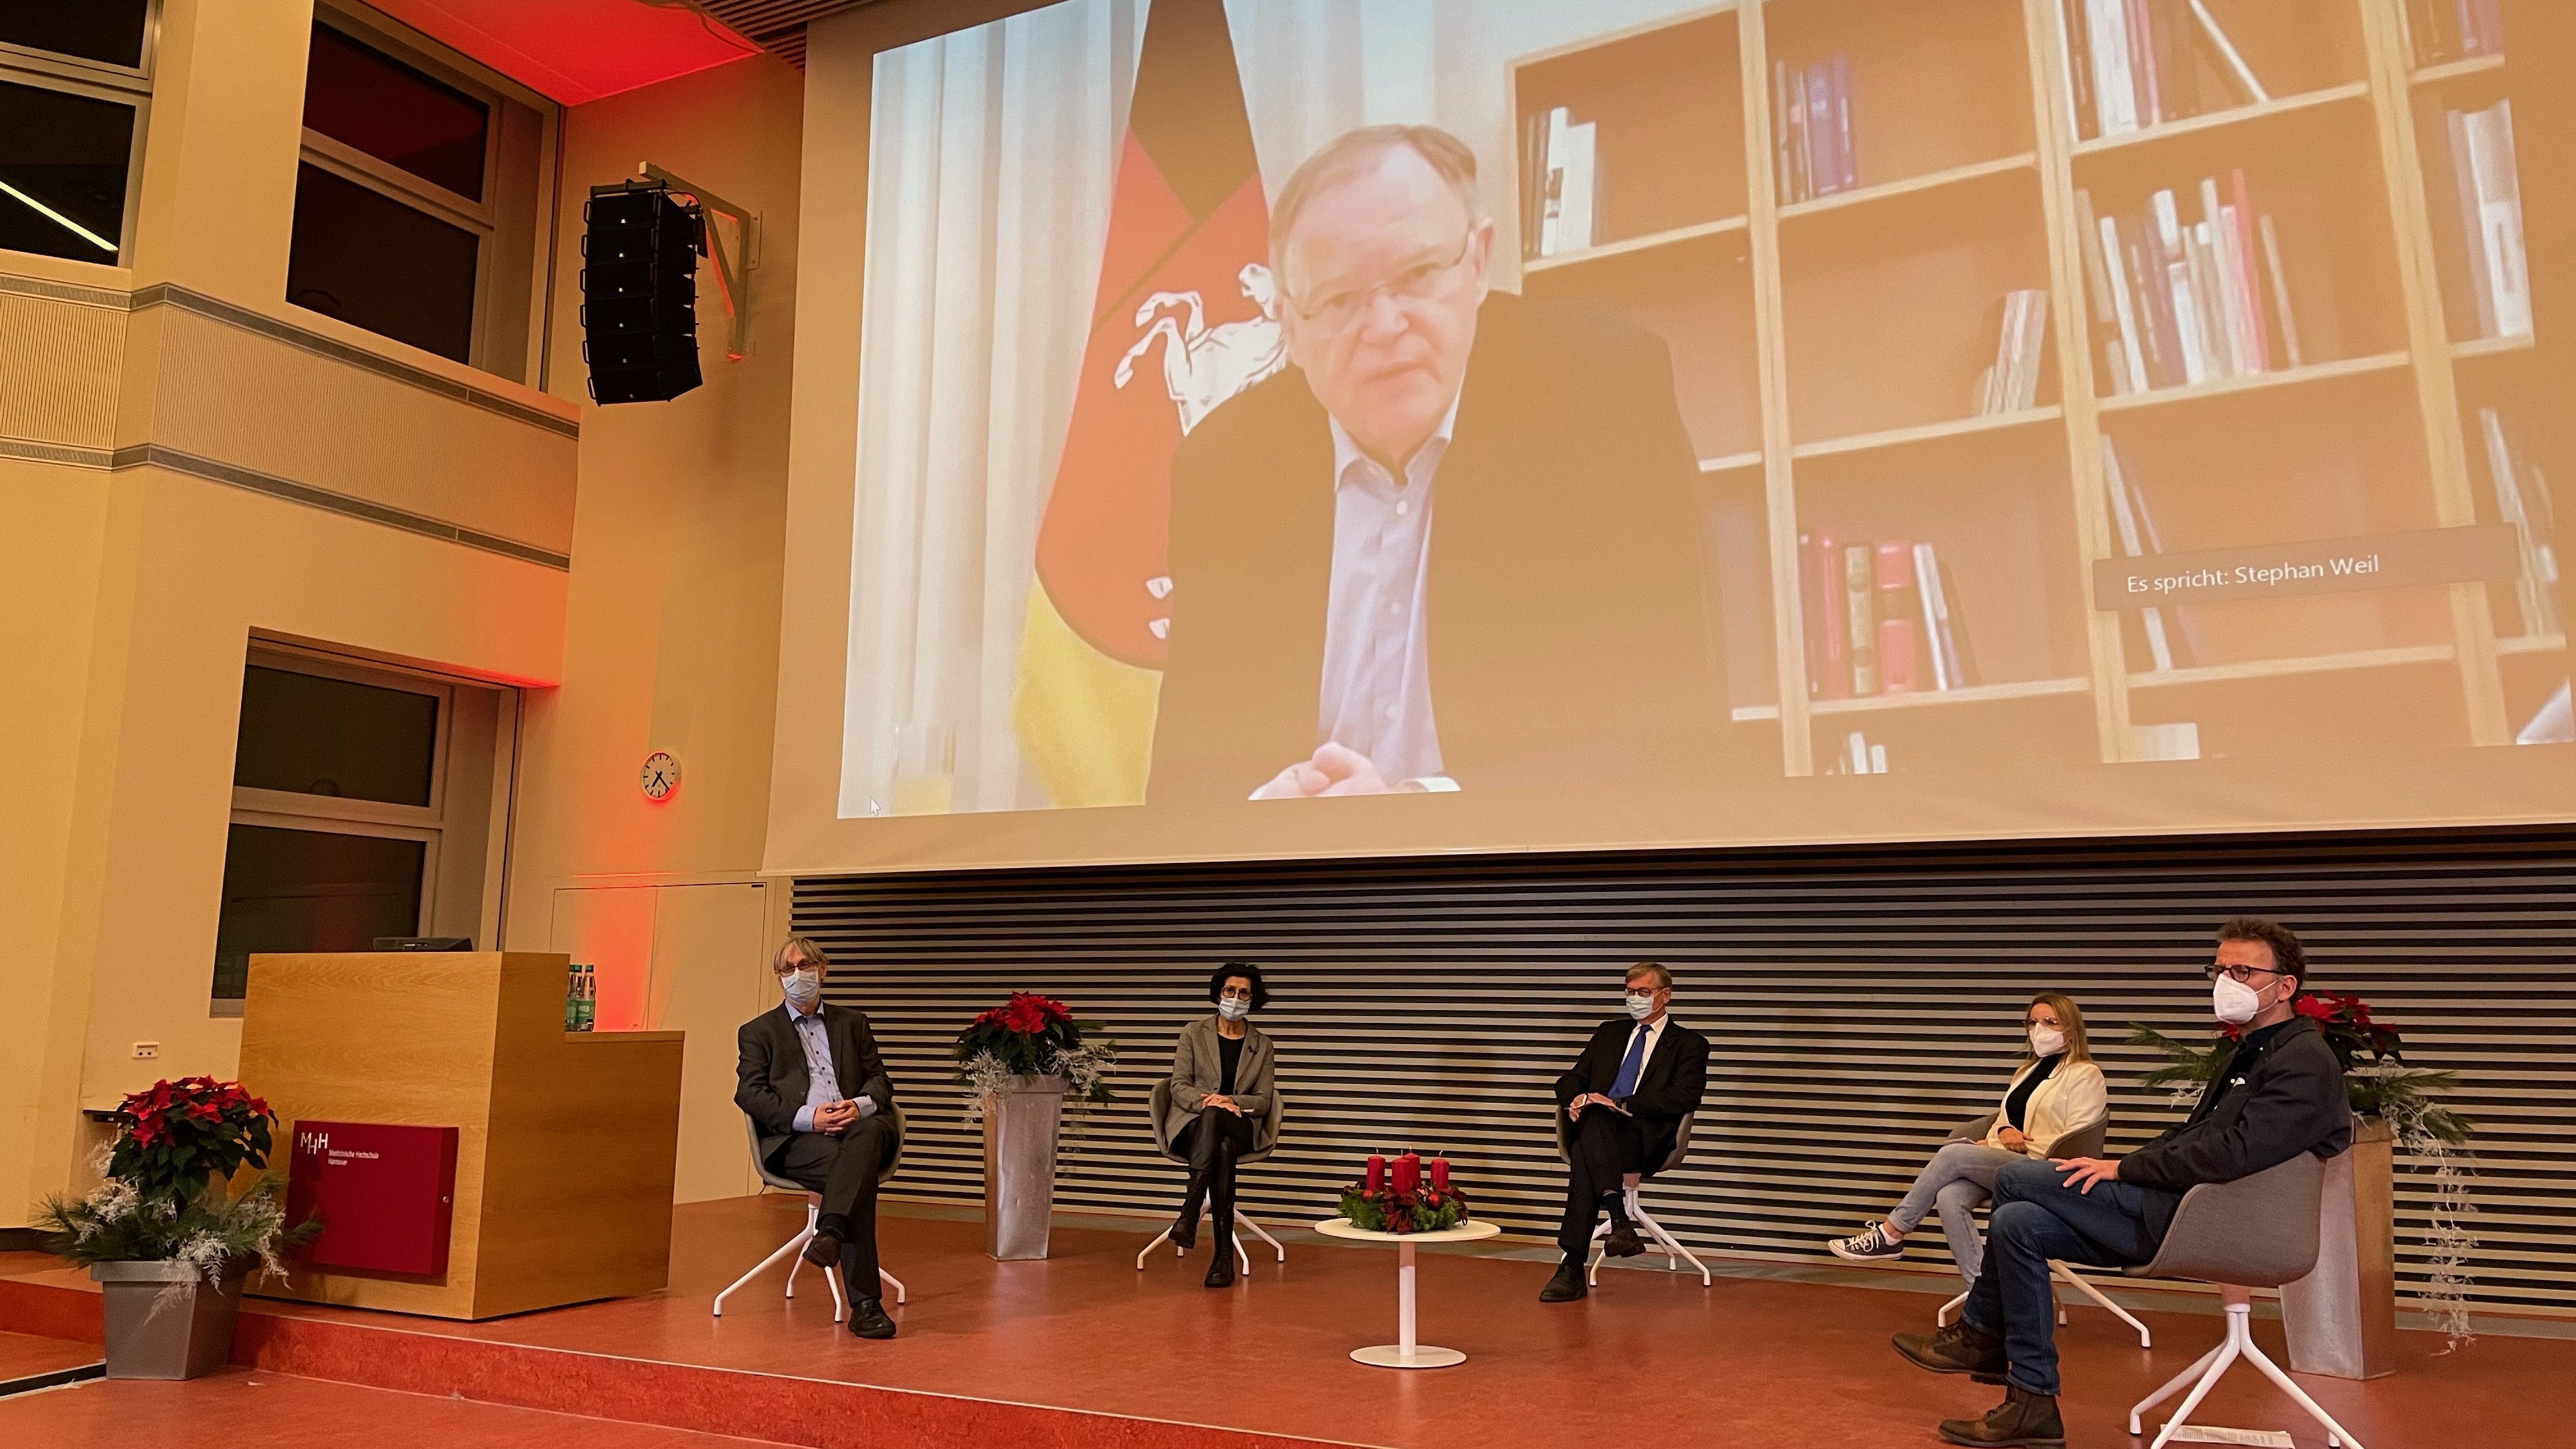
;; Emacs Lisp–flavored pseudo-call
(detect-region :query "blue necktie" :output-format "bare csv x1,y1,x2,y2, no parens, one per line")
1609,1024,1650,1100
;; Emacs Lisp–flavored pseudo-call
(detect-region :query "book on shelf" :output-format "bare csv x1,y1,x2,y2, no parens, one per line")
2087,174,2296,395
2408,0,2504,67
2060,0,2263,141
1874,542,1924,693
1976,289,2050,415
2476,406,2562,637
1844,544,1880,696
2100,436,2205,670
1530,107,1598,258
2444,100,2533,340
1804,535,1983,697
1773,54,1856,204
1825,730,1890,775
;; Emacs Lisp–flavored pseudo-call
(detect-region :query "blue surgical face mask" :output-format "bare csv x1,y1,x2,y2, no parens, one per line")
1216,997,1250,1022
783,969,822,1010
1625,992,1657,1020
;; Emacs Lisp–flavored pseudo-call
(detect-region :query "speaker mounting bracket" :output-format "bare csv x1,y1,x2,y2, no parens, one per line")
638,162,759,361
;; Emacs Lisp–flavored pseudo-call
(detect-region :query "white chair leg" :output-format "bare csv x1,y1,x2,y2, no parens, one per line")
823,1263,844,1323
1136,1225,1175,1270
2128,1337,2230,1434
1936,1288,1968,1327
2142,1305,2250,1449
877,1268,906,1306
2054,1260,2152,1348
1234,1207,1287,1263
1631,1205,1711,1287
2240,1326,2364,1449
782,1201,819,1300
1231,1226,1251,1276
712,1224,815,1317
1586,1221,1607,1286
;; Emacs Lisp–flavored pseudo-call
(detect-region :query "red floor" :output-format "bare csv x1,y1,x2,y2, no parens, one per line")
0,1359,792,1446
4,1198,2570,1448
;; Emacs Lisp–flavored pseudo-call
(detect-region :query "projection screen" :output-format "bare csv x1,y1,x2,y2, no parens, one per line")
764,0,2572,877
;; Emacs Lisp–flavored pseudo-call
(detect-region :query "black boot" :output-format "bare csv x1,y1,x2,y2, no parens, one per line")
1203,1138,1241,1287
1938,1386,2065,1446
1170,1172,1207,1251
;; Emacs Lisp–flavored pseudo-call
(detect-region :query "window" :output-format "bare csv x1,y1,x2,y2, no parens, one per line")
215,649,514,1013
287,13,551,378
0,0,152,265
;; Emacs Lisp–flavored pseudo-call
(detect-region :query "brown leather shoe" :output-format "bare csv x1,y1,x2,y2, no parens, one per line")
1937,1386,2065,1446
1891,1320,2006,1384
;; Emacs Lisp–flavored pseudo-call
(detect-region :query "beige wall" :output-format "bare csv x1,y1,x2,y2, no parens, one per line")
508,51,807,1201
1,2,805,1225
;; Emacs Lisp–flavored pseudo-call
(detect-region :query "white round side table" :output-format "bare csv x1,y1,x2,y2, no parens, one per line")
1313,1217,1502,1368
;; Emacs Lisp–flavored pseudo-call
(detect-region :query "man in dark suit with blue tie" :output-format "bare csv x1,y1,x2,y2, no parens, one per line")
1544,962,1711,1302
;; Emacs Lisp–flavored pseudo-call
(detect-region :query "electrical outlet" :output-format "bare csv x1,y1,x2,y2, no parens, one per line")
131,1041,159,1059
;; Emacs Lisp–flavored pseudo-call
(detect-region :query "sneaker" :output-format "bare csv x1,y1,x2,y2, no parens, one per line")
1827,1222,1903,1262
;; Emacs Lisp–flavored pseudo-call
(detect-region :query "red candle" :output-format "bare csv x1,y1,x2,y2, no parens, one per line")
1430,1157,1450,1192
1365,1154,1385,1192
1392,1153,1420,1196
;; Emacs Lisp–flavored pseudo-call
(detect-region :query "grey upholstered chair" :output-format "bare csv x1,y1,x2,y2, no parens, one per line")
1135,1079,1287,1273
1551,1107,1711,1287
712,1106,907,1320
1933,1111,2153,1347
2124,1148,2368,1449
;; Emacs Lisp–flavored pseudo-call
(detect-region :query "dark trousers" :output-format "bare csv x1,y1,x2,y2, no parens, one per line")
1558,1106,1645,1257
774,1112,895,1300
1174,1106,1255,1233
1961,1155,2167,1397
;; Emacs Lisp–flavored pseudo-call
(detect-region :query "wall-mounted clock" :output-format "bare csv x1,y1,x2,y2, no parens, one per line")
640,750,680,800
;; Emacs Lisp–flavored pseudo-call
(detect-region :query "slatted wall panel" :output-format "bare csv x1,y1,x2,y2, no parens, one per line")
794,828,2576,1318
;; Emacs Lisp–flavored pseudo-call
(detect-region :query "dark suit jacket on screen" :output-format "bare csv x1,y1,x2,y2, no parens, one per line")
734,1002,896,1171
1554,1015,1712,1175
1147,290,1739,804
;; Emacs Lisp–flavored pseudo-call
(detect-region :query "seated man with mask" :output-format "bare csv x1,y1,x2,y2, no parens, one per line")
1892,917,2353,1447
735,935,899,1340
1543,962,1709,1302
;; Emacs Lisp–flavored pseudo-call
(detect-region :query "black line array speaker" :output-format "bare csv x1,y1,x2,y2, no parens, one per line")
580,181,703,404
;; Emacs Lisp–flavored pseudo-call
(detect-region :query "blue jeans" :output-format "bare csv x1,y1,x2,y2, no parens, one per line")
1961,1156,2165,1397
1888,1141,2020,1283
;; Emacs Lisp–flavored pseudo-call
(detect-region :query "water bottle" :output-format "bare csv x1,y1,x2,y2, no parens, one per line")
565,964,581,1031
575,965,597,1033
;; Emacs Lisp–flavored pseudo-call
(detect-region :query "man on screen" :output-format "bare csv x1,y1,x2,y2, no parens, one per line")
1147,124,1734,804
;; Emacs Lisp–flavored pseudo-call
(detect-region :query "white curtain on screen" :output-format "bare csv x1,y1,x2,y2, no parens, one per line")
849,1,1743,812
844,0,1143,816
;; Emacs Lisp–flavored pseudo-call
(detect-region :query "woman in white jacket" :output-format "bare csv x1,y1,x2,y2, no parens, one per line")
1825,993,2108,1283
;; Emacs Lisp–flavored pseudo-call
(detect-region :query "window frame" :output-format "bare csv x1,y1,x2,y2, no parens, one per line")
216,645,463,1015
295,9,506,367
0,1,157,268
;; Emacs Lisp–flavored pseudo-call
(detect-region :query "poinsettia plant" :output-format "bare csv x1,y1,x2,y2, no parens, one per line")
953,992,1116,1108
2128,991,2469,1143
35,1077,318,1281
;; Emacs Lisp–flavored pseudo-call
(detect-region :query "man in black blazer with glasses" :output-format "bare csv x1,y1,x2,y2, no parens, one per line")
735,935,899,1339
1543,960,1711,1302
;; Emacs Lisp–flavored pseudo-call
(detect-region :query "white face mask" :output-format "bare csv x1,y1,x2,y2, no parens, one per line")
1216,997,1250,1022
2211,971,2265,1025
2029,1025,2066,1057
1625,992,1658,1020
783,968,822,1010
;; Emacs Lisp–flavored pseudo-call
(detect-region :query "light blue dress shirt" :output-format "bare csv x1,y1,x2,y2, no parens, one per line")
785,1002,874,1132
1316,398,1459,786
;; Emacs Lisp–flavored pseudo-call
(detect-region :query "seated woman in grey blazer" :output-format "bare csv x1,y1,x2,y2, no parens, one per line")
1164,962,1277,1287
1825,992,2108,1283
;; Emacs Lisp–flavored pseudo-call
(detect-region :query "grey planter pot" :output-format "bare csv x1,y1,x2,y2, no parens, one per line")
92,1259,248,1379
982,1074,1067,1260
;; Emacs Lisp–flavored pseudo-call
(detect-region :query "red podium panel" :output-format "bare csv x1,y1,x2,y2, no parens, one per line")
285,1121,460,1276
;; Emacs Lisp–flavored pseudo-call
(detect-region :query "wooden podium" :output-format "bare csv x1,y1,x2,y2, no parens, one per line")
238,952,684,1320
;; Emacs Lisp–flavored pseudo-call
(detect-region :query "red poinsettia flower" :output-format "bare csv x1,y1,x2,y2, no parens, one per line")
2295,995,2334,1020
